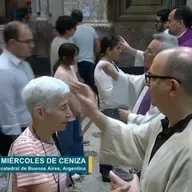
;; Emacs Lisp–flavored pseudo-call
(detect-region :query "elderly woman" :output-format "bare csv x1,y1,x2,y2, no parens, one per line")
8,76,72,192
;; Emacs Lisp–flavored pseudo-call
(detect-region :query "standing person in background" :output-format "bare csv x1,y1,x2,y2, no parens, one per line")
155,9,171,34
50,15,76,75
94,36,136,183
0,21,34,156
54,43,84,181
71,9,100,95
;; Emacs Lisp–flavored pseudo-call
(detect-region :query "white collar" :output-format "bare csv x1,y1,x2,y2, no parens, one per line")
3,48,22,66
177,30,187,39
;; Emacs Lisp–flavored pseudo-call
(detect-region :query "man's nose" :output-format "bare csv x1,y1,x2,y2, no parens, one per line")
166,22,169,28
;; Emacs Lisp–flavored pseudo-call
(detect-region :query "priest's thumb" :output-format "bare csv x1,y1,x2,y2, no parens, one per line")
109,171,124,184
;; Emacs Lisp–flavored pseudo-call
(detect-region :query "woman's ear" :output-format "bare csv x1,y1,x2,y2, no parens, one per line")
107,47,111,56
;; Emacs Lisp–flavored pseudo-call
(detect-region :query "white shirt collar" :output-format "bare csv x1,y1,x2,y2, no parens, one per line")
163,29,169,34
3,48,22,66
177,30,187,39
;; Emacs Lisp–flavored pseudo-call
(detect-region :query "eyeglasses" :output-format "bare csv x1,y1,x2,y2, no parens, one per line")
16,39,34,45
155,19,163,23
145,71,181,85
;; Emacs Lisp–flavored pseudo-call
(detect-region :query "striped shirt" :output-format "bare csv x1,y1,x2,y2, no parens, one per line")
11,127,68,192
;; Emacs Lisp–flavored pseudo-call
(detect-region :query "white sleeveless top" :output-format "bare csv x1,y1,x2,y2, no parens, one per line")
94,60,132,110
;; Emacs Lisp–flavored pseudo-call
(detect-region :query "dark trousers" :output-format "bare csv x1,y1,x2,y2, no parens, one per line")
0,127,27,156
57,118,84,157
77,61,98,95
0,129,13,156
99,109,120,176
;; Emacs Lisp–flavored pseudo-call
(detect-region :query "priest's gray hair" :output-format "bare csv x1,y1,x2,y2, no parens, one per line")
164,47,192,96
22,76,70,116
153,33,179,53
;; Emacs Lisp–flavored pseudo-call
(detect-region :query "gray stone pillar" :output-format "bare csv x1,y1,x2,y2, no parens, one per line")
39,0,49,17
0,25,5,53
187,0,192,9
63,0,114,38
30,0,53,57
0,0,6,17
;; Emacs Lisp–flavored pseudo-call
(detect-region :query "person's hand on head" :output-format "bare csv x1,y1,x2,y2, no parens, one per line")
102,64,118,81
119,36,131,50
70,81,99,118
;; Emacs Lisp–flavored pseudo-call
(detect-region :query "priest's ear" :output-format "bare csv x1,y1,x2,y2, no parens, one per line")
177,19,184,27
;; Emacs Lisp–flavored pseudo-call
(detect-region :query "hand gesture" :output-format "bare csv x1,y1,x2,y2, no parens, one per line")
119,36,131,50
70,81,99,118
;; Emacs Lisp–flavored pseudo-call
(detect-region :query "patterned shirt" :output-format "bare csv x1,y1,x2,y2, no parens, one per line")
11,127,68,192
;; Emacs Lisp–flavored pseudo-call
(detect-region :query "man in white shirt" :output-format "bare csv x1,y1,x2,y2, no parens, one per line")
0,21,34,155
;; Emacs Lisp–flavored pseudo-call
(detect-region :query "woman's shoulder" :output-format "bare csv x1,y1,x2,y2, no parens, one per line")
11,129,38,156
54,66,69,79
96,60,112,68
55,66,68,75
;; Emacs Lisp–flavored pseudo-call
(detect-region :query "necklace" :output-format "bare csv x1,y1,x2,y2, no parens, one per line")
32,126,60,185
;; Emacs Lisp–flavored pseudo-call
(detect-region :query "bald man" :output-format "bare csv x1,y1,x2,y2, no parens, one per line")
71,47,192,192
0,21,34,155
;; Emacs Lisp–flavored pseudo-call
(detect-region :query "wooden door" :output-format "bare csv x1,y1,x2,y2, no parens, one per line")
112,0,169,22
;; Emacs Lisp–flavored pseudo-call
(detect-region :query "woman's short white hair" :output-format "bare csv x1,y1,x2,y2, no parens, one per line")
22,76,70,116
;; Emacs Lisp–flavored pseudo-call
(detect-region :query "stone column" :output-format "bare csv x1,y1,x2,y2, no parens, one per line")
187,0,192,9
0,26,5,53
39,0,49,17
63,0,114,38
0,0,6,17
30,0,53,57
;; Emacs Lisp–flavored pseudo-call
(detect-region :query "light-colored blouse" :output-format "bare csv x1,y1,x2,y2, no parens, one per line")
54,65,81,119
